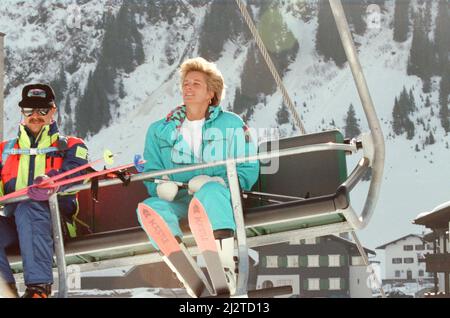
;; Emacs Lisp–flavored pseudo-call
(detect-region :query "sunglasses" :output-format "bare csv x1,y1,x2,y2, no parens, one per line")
21,108,52,117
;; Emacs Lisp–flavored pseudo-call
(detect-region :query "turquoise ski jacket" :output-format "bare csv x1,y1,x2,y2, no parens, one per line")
143,105,259,197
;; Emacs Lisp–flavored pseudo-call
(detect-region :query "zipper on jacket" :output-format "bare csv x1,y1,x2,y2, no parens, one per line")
28,138,37,186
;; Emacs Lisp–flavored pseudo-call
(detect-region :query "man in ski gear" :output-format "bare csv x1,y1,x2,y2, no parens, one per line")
137,57,259,296
0,84,89,298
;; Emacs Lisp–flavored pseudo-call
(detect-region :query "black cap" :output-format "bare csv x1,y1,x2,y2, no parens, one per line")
18,84,56,109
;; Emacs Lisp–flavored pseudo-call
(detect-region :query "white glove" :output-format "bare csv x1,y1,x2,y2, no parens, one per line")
156,176,179,202
210,176,226,187
188,175,226,195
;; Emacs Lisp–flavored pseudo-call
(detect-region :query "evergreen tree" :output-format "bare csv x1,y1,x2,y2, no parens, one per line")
276,104,290,125
407,89,416,113
49,66,68,106
393,0,410,43
407,13,434,92
423,1,433,34
146,0,185,25
74,1,145,137
405,119,415,140
198,0,250,61
233,87,257,116
342,1,367,35
103,1,145,74
439,69,450,133
344,104,361,138
398,87,415,115
315,0,347,67
425,96,431,108
75,66,113,138
392,88,416,139
392,97,403,135
428,131,435,145
64,94,71,115
236,2,298,119
425,131,435,145
258,5,298,67
434,0,450,75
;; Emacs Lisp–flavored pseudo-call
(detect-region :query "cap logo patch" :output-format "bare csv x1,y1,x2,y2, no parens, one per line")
28,89,47,98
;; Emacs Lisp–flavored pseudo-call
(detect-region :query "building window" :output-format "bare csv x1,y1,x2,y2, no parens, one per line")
307,255,319,267
406,270,413,280
392,258,402,264
299,256,308,267
319,255,329,267
418,270,424,277
278,256,288,268
329,255,340,267
278,279,294,288
352,256,364,266
287,255,299,268
428,272,434,278
395,270,401,278
426,244,433,250
415,245,425,251
266,256,278,268
305,237,316,245
403,245,413,251
404,258,414,264
308,278,320,291
329,278,341,290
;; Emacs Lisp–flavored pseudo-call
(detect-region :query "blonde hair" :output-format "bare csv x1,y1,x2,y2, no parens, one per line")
180,57,225,106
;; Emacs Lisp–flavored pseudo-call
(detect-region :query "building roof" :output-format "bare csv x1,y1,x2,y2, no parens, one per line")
413,201,450,230
252,234,376,255
375,234,423,250
423,231,439,242
331,235,376,255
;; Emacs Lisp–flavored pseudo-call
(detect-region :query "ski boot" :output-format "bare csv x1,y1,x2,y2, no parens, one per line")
162,254,198,298
161,243,210,298
215,237,237,296
22,284,51,298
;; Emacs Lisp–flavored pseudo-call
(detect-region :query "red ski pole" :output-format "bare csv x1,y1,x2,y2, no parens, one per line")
0,149,115,203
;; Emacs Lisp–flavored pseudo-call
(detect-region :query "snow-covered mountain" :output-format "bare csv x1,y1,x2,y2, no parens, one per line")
1,0,449,251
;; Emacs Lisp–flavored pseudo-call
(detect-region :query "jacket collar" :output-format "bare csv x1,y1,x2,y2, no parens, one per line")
159,105,223,144
18,121,59,147
165,105,222,126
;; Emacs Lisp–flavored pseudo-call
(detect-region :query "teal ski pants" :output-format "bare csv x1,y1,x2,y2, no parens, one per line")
137,182,235,249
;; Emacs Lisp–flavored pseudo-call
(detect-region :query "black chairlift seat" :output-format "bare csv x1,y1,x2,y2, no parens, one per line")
244,129,349,237
8,130,362,271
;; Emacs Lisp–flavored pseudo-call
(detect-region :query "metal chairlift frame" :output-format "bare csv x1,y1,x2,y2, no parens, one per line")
2,0,385,298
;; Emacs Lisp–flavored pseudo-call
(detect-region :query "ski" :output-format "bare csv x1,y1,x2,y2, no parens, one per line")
188,197,230,296
0,150,115,203
44,159,145,190
0,160,145,203
137,203,213,298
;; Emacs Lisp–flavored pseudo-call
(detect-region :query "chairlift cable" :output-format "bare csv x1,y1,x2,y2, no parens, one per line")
235,0,306,135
